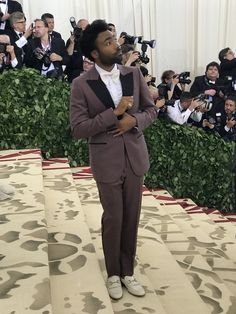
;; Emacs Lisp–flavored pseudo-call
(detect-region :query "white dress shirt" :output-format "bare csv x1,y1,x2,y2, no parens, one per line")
0,0,7,30
15,31,28,48
41,42,55,75
95,63,122,107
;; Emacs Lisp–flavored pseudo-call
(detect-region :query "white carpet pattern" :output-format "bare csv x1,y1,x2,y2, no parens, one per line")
0,149,236,314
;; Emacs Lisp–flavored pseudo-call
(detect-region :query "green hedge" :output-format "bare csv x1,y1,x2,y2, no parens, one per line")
144,118,235,211
0,68,89,166
0,68,234,211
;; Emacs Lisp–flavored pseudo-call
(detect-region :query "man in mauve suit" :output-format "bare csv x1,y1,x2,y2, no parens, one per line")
70,20,158,300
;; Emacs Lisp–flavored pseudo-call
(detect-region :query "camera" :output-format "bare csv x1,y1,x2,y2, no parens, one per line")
120,32,138,45
132,51,149,65
70,17,83,41
0,42,8,54
177,72,191,85
207,112,222,133
46,67,64,80
194,93,213,111
151,76,156,83
155,93,175,113
33,47,51,67
227,112,236,121
135,39,156,64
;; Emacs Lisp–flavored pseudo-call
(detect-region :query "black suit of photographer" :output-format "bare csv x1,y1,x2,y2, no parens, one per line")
157,83,182,100
190,75,225,116
220,58,236,96
49,30,62,40
64,38,83,83
0,0,23,32
5,29,30,66
24,36,69,74
220,58,236,81
218,111,236,141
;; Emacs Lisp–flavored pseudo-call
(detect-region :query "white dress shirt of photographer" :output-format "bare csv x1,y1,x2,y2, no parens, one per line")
0,34,18,70
167,92,203,125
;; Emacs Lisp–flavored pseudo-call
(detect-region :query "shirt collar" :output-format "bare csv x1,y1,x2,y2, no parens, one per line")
95,63,118,76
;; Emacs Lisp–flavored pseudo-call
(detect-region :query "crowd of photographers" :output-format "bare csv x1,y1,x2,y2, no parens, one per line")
1,1,236,141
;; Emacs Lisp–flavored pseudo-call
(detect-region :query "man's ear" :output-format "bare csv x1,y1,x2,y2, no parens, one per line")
91,49,98,60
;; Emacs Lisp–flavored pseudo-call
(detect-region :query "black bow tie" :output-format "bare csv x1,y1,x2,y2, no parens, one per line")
0,1,6,4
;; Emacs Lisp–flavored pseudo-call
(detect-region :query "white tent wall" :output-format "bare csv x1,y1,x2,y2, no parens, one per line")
18,0,236,84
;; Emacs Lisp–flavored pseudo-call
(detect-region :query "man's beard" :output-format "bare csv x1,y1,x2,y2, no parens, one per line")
99,51,122,66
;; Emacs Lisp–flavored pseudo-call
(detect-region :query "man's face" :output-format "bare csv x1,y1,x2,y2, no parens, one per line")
34,21,48,38
181,98,192,110
225,49,235,61
93,30,122,66
225,99,236,114
77,19,89,30
13,18,26,33
45,18,54,32
206,66,219,80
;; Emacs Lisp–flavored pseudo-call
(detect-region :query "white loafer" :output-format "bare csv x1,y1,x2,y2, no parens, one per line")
121,276,145,297
106,275,123,300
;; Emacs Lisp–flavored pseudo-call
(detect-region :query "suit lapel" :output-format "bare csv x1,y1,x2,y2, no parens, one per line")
86,65,134,109
120,72,134,96
87,77,115,109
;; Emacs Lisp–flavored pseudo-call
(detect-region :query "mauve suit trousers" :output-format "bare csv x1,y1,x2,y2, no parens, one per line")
96,152,143,277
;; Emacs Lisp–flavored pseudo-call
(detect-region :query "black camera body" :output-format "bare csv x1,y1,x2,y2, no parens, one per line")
178,71,191,85
33,47,51,67
73,27,82,39
194,93,213,111
139,52,149,64
120,32,138,45
69,17,83,42
227,112,236,121
151,76,156,83
0,42,8,54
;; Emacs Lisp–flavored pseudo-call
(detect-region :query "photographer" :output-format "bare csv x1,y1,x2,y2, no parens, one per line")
120,44,140,67
190,61,225,116
24,19,69,78
157,70,187,101
204,96,236,140
0,34,20,73
139,65,158,100
108,23,125,45
5,12,33,66
166,91,202,125
0,0,22,32
65,18,89,82
219,48,236,96
41,13,62,40
223,96,236,140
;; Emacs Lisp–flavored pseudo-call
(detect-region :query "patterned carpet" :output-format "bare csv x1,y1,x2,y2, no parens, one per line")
1,149,236,314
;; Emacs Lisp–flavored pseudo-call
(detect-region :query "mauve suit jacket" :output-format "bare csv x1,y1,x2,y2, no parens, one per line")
70,64,158,183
